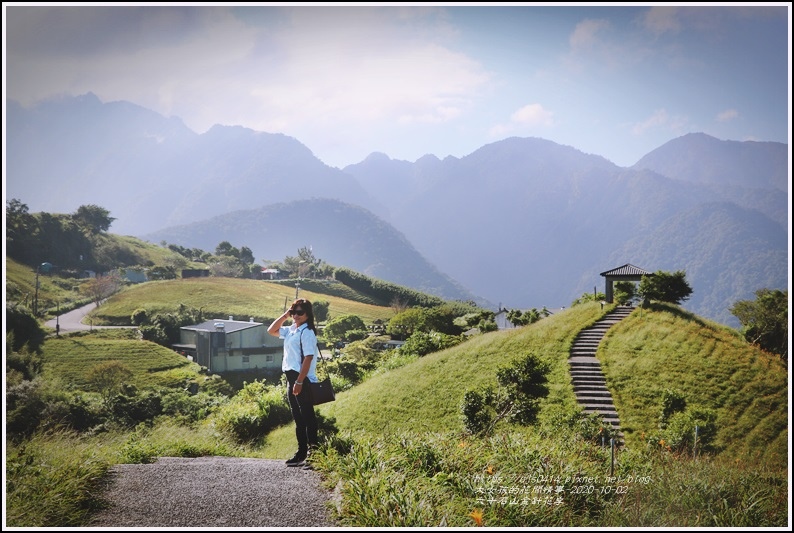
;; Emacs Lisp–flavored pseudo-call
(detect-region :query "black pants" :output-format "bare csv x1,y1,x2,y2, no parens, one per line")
284,370,318,452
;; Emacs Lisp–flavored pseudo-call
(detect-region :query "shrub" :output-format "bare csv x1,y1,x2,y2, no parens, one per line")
6,379,47,441
161,390,225,423
460,387,497,435
460,352,550,435
659,389,687,428
6,307,47,353
399,331,463,358
109,389,164,427
130,308,149,326
661,407,718,454
214,380,292,442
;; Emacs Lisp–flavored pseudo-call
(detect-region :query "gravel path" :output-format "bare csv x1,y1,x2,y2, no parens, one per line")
89,456,339,528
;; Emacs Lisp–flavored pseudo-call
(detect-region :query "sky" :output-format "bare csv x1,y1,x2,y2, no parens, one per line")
3,2,791,169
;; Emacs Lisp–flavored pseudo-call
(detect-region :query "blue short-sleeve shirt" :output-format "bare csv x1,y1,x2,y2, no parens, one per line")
279,323,318,382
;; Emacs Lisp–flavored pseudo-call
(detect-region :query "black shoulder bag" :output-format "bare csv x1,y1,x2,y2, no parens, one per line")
299,329,336,405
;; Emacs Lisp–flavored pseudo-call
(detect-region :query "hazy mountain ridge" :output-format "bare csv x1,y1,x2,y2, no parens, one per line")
6,93,382,235
6,94,788,326
342,136,786,325
141,198,485,306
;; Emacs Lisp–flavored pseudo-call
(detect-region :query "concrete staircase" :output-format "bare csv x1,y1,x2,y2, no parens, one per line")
569,306,634,445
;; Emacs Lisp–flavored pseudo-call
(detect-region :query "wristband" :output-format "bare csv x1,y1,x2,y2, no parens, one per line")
296,381,303,385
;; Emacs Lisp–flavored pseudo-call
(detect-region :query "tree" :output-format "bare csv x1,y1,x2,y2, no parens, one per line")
73,204,115,234
323,314,367,344
506,308,548,327
81,272,123,306
460,352,550,435
730,289,788,360
6,199,34,252
86,360,133,404
386,308,425,339
209,256,244,278
283,246,326,278
638,270,693,304
215,241,239,258
239,246,255,265
614,281,637,306
313,300,330,323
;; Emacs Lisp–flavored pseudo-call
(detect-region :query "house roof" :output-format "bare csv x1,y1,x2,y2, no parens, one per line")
599,263,652,277
181,319,263,333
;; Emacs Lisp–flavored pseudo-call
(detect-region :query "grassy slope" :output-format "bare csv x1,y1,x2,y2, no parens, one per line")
89,277,396,325
41,330,201,390
5,257,92,315
6,234,205,317
261,302,787,470
28,277,787,469
261,302,608,457
598,303,788,464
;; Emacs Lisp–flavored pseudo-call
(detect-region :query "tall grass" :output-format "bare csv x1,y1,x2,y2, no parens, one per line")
5,421,267,527
312,427,787,527
7,301,788,527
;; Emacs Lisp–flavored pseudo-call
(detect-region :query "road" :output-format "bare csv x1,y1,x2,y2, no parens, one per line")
44,301,136,333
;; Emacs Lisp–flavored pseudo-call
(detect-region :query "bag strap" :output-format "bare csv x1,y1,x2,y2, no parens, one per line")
299,327,328,371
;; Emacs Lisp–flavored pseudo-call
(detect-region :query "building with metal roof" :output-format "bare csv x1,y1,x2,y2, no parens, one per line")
174,317,283,374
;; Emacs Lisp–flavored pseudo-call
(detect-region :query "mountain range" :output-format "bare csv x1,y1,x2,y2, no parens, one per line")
5,93,789,327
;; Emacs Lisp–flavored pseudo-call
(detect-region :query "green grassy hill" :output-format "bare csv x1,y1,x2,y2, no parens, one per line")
8,294,788,527
5,232,207,318
261,302,788,465
41,329,201,391
599,303,787,464
89,276,396,325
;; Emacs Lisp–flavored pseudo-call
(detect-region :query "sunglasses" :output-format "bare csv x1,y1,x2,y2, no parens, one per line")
290,309,306,316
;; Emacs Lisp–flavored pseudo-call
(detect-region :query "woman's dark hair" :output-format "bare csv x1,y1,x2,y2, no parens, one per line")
290,298,316,332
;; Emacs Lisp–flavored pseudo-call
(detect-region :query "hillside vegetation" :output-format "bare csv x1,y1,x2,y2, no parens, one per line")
600,303,787,464
260,302,787,463
84,276,398,327
5,284,788,526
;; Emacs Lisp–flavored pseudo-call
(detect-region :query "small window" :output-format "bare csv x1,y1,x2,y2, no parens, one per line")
266,355,274,363
242,355,250,363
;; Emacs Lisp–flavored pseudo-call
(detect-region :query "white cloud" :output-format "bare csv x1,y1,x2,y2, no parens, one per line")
642,6,682,37
511,104,554,127
631,109,689,136
569,18,611,51
488,103,554,139
7,6,490,137
717,109,739,122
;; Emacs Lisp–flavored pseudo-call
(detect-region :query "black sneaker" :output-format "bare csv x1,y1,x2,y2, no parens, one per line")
285,451,306,466
301,449,315,470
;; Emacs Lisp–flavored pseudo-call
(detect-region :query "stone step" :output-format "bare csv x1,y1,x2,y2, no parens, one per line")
574,387,610,395
575,396,616,405
569,307,633,447
582,407,620,418
568,359,601,368
570,376,606,383
574,387,612,394
570,374,606,382
570,371,604,378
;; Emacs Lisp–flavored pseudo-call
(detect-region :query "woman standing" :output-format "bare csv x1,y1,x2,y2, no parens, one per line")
267,298,319,468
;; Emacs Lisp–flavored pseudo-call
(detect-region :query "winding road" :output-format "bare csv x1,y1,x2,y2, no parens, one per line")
44,301,136,334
